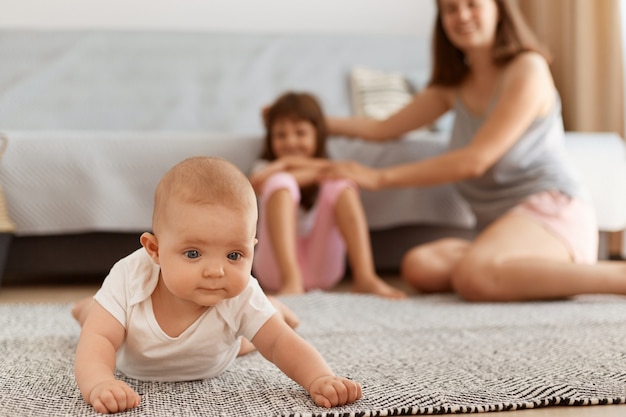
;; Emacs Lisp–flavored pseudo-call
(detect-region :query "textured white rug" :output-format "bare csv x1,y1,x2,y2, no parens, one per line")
1,292,626,416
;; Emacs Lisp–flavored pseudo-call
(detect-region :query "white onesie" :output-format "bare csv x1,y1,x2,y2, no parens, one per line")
94,248,276,382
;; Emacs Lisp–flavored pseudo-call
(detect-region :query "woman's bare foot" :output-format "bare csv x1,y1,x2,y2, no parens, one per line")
353,276,407,299
71,296,95,326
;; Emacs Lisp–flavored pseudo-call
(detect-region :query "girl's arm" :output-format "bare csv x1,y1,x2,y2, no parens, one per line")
249,157,332,192
327,53,554,190
75,302,140,414
327,85,452,142
282,156,332,188
249,159,287,194
252,314,362,408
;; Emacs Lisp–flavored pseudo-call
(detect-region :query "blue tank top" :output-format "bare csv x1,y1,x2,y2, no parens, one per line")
448,93,587,228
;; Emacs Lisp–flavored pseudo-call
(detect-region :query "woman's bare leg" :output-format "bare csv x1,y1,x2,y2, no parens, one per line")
401,238,470,293
451,213,626,301
334,187,406,299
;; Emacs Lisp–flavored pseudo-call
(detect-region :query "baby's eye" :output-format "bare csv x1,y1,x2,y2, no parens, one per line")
184,250,200,259
227,252,242,261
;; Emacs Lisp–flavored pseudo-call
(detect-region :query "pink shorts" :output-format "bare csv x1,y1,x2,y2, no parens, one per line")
510,190,598,264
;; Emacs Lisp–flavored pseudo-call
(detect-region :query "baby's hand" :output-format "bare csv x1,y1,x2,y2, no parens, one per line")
309,375,362,408
89,380,140,414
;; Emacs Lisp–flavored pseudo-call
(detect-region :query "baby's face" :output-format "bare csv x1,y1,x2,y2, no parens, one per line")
155,199,256,307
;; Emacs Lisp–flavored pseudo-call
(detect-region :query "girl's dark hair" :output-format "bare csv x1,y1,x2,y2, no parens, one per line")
429,0,552,87
262,91,328,210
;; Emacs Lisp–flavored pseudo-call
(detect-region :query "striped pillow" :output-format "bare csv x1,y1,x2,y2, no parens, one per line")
349,66,415,119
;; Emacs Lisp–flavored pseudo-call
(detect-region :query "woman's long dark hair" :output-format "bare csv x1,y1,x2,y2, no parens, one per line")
262,91,328,210
429,0,552,87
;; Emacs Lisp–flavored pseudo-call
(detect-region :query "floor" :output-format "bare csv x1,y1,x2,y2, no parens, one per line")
1,282,624,417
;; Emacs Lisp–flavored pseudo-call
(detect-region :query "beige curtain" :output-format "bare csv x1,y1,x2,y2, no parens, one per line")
518,0,623,134
518,0,625,257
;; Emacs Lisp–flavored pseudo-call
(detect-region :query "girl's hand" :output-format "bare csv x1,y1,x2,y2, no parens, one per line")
309,375,362,408
281,155,330,170
89,380,140,414
322,161,382,190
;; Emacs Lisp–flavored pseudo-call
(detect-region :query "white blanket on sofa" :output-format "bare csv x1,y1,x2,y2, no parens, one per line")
0,130,476,235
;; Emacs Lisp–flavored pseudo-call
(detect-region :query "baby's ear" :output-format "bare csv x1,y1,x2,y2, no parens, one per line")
140,232,160,264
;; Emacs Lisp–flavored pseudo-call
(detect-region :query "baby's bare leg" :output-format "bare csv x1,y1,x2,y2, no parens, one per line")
71,296,96,326
238,295,300,356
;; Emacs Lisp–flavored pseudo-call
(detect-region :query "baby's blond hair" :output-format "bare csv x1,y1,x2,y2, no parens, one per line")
152,156,256,234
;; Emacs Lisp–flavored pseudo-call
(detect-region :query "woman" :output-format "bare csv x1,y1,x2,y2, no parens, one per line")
324,0,626,301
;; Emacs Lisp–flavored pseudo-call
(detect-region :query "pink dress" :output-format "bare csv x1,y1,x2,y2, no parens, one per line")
253,171,356,291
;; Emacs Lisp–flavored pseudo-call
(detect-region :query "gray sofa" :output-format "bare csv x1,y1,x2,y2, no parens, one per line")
0,30,625,285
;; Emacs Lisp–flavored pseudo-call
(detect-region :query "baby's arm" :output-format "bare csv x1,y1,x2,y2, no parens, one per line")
252,314,362,408
75,302,140,414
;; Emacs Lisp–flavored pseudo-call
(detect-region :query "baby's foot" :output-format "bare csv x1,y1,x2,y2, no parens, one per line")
268,296,301,328
71,296,95,326
238,338,256,356
353,277,407,300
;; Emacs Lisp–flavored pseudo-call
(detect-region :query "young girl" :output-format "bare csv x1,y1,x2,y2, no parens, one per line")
249,92,405,299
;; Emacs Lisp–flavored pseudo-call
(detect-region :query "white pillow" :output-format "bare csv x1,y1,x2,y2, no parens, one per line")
349,66,414,120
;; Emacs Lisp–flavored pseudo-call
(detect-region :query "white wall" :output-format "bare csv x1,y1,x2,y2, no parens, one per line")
0,0,436,36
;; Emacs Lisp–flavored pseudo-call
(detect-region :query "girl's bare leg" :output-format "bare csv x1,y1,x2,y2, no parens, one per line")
450,213,626,301
401,238,470,293
266,189,305,295
334,187,406,299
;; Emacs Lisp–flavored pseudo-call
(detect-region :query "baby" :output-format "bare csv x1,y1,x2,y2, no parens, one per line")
72,156,362,414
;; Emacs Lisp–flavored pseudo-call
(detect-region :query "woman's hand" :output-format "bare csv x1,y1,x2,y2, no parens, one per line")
322,161,383,190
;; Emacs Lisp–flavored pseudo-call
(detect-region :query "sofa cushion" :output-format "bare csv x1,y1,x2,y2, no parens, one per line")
349,66,415,120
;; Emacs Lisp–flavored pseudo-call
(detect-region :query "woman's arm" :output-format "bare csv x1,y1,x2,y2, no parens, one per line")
327,85,452,142
326,53,554,189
